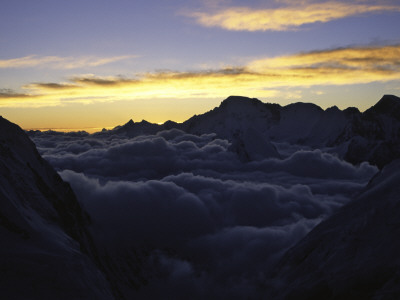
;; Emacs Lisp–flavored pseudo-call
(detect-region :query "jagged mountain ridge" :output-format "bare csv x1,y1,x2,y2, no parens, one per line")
3,94,400,299
90,94,400,168
106,95,349,144
186,95,400,155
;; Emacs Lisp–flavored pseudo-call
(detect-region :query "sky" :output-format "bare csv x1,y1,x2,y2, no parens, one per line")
1,0,400,132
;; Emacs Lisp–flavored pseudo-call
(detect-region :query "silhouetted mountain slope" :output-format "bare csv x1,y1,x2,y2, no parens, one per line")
0,116,113,299
181,95,345,145
365,94,400,120
93,94,400,168
267,159,400,299
111,119,161,137
182,96,279,137
20,94,400,298
339,95,400,168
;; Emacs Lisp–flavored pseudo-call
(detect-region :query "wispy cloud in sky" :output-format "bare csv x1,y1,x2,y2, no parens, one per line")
185,1,400,31
0,89,32,98
248,44,400,84
1,44,400,108
0,55,136,69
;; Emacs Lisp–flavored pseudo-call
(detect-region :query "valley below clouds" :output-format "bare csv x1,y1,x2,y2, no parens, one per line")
30,125,378,297
2,0,400,297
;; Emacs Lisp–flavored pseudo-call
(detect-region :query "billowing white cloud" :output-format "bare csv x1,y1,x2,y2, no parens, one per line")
30,128,378,297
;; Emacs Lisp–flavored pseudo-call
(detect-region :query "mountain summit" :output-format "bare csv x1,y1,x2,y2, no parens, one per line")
365,94,400,120
219,95,266,108
180,95,400,167
42,94,400,168
9,94,400,298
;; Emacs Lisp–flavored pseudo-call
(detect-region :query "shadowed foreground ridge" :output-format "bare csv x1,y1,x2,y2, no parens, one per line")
267,159,400,299
0,116,113,299
2,94,400,299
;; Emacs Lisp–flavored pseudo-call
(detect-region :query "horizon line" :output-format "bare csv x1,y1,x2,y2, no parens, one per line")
21,94,399,134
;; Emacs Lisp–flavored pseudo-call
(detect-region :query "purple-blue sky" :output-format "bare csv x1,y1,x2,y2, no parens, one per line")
1,0,400,131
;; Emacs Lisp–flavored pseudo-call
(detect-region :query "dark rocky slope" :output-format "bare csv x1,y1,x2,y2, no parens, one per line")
0,116,114,299
267,159,400,299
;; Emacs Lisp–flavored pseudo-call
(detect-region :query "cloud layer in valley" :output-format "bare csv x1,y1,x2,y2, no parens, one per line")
31,129,378,297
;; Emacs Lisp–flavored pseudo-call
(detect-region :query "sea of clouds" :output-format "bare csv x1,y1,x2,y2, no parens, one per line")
31,129,378,297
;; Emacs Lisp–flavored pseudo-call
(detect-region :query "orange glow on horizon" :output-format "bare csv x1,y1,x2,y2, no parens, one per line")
1,45,400,132
1,45,399,109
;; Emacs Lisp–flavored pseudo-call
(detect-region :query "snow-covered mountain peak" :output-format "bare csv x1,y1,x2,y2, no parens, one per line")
365,94,400,120
325,105,340,112
216,95,279,119
117,118,135,130
343,106,360,116
163,120,179,129
283,102,323,112
125,119,135,126
220,95,264,109
376,94,400,107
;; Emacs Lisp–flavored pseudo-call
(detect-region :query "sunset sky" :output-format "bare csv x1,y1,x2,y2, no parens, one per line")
1,0,400,131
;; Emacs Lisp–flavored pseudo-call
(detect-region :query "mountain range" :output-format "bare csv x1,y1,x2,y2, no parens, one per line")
98,94,400,168
2,94,400,299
